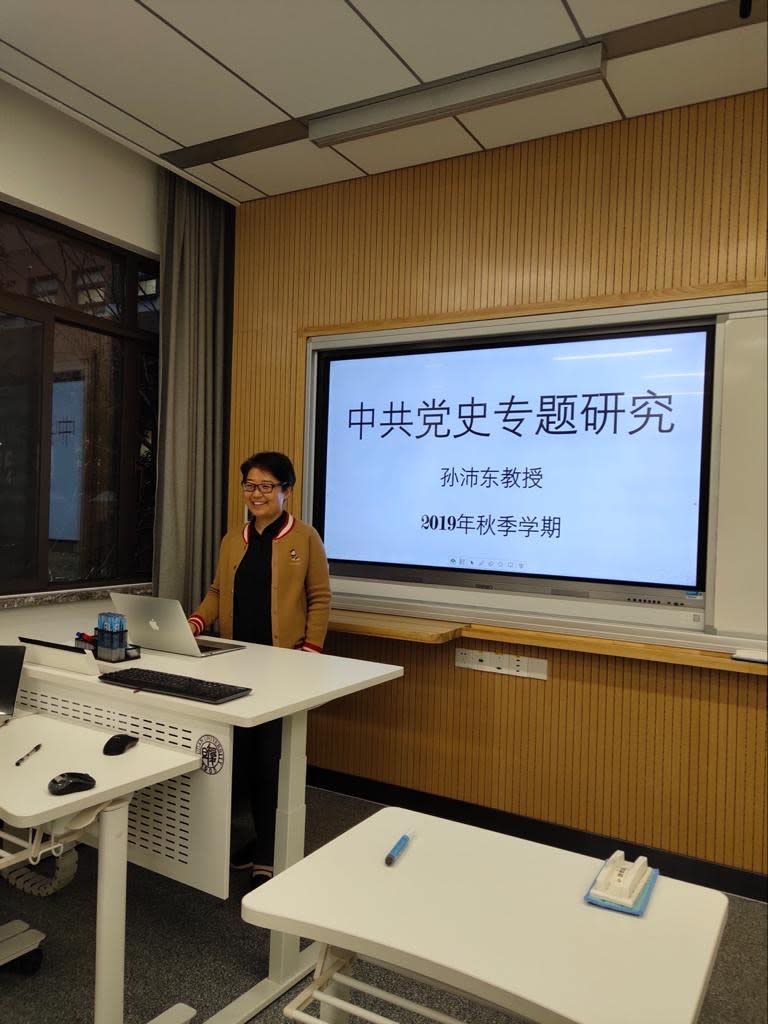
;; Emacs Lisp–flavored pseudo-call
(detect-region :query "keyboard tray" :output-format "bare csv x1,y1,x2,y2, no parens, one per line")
99,667,251,704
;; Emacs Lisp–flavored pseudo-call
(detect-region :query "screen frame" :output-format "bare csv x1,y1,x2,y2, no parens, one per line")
310,317,713,608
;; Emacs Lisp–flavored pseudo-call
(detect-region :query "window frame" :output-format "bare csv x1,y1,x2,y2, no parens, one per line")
0,202,159,595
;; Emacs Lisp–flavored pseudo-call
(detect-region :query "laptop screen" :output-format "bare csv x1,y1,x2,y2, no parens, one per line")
0,645,26,718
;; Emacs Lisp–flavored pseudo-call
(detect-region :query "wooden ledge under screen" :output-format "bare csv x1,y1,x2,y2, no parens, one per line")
327,609,768,675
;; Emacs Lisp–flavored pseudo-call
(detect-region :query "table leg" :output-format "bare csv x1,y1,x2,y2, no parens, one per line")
200,711,319,1024
269,709,308,978
94,799,130,1024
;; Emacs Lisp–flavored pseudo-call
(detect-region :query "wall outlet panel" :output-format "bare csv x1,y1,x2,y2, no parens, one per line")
455,648,547,679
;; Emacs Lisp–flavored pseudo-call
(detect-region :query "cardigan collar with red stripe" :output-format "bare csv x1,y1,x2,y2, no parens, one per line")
241,512,295,545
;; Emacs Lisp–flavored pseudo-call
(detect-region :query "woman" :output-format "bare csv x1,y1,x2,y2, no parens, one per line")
189,451,330,884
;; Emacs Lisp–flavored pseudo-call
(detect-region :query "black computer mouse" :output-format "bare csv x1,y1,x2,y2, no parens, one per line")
48,772,96,796
103,733,139,756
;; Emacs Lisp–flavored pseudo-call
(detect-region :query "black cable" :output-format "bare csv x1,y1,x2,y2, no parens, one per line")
739,0,752,18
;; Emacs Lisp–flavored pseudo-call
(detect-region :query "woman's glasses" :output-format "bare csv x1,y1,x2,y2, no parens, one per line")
241,481,283,495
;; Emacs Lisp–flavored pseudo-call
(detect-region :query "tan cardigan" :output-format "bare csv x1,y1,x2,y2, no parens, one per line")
189,514,331,651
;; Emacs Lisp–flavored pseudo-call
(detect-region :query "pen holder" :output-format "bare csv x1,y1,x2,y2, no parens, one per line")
94,627,141,662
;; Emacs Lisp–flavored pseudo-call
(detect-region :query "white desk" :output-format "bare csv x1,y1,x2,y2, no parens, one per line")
0,600,402,891
0,599,404,1021
0,712,199,1024
241,807,729,1024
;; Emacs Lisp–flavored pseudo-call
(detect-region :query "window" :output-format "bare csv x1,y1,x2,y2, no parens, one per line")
0,203,159,594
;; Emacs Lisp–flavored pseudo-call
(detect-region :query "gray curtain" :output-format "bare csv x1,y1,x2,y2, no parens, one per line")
153,171,232,611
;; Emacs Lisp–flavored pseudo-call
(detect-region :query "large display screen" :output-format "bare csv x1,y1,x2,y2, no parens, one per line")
312,322,713,599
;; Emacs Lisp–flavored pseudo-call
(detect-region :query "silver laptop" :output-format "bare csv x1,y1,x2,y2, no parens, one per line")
0,645,26,721
19,636,101,675
109,592,245,657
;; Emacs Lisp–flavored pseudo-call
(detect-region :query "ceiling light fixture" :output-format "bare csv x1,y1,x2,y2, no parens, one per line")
308,43,605,148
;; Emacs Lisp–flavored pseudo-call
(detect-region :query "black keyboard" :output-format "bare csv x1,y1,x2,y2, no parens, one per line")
99,667,251,704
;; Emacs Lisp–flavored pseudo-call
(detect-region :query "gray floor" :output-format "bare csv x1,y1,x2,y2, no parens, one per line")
1,788,766,1024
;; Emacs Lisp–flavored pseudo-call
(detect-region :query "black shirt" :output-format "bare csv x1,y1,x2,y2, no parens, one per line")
232,512,287,644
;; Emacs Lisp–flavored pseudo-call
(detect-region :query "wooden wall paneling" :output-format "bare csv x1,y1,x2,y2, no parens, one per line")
636,115,653,295
729,674,749,868
597,652,615,838
584,652,602,834
583,127,600,300
696,674,715,863
712,98,728,285
684,668,703,860
642,661,657,850
712,673,731,866
741,677,757,871
654,663,671,850
667,664,686,856
657,663,675,853
236,93,768,872
539,646,555,819
579,126,596,299
518,142,533,306
715,674,733,865
748,673,766,873
747,91,765,283
689,104,707,288
716,98,734,284
620,660,644,846
552,650,568,828
692,669,717,863
708,672,726,866
699,102,717,287
478,151,492,311
642,114,659,296
316,635,767,871
580,653,599,833
724,97,741,282
757,678,767,873
602,656,620,840
658,108,676,292
529,646,545,820
488,662,503,810
612,120,629,297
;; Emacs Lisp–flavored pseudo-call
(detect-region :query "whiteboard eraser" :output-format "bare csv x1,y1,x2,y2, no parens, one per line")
732,649,768,664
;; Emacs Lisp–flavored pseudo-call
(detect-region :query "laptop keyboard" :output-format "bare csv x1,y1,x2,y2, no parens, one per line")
99,667,251,704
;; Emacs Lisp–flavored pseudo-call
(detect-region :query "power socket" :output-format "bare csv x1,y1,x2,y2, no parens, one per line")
455,647,547,679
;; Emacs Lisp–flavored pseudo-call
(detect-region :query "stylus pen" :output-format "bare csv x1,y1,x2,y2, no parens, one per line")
15,743,42,767
384,830,414,866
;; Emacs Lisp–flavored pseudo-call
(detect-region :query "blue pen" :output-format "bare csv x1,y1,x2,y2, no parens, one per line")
385,830,414,866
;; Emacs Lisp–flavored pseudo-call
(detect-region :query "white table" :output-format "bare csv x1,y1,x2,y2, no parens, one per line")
241,807,729,1024
0,712,200,1024
0,599,404,1022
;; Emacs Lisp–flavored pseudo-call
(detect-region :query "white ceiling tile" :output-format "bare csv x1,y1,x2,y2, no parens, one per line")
186,164,266,203
335,118,479,173
143,0,417,115
2,0,765,206
0,43,175,155
608,23,768,118
568,0,724,38
459,79,622,149
355,0,580,81
215,140,364,196
0,0,285,145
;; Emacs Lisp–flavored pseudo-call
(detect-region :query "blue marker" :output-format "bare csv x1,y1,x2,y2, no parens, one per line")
385,830,414,866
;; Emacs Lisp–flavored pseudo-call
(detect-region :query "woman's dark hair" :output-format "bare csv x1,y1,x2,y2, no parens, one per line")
240,451,296,489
